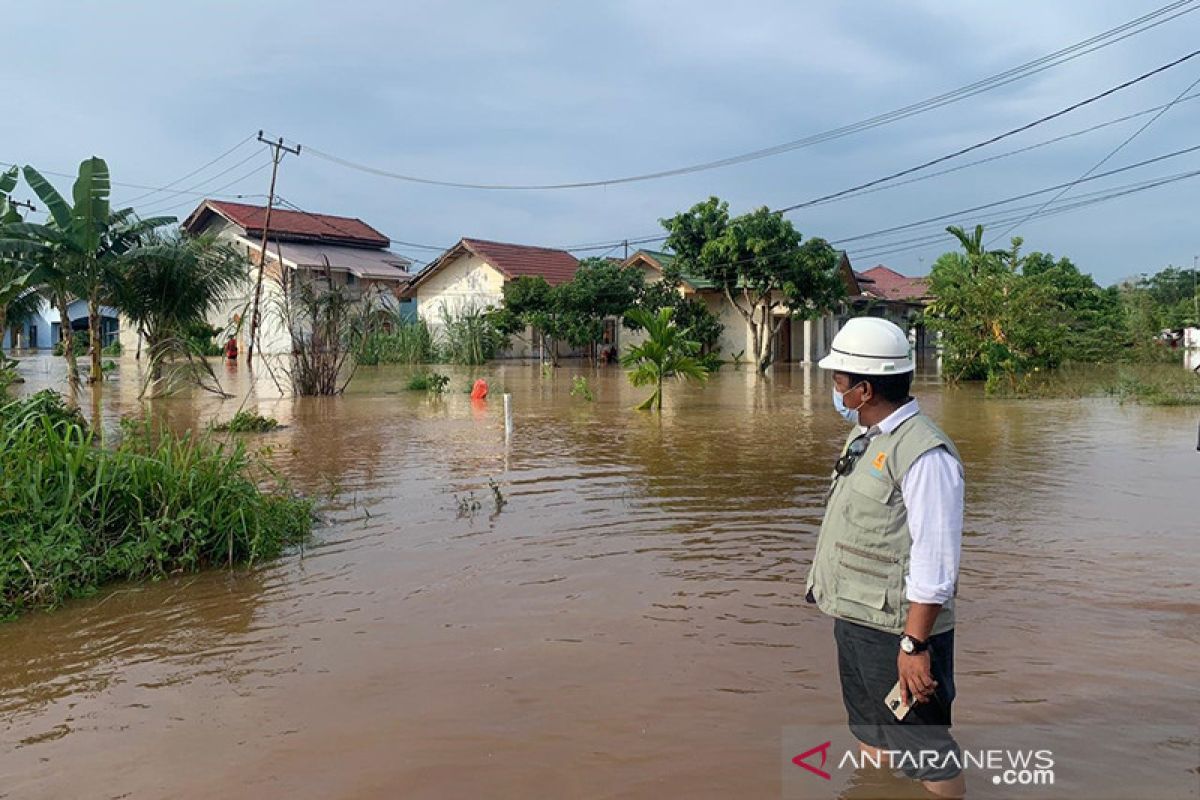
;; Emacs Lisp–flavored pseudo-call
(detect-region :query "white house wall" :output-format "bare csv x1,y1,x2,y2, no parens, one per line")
415,253,505,323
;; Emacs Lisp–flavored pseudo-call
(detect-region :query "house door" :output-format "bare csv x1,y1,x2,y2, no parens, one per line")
774,317,792,362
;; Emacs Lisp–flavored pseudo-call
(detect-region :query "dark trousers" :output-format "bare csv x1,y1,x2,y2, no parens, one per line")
834,618,961,781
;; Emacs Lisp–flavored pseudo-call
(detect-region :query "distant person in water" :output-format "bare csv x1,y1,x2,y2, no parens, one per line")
805,317,966,799
224,337,238,362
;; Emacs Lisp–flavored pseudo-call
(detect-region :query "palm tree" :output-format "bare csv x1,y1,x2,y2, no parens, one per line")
621,307,708,411
17,159,173,382
112,231,247,383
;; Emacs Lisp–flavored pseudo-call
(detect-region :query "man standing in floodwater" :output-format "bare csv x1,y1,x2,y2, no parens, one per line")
805,317,966,798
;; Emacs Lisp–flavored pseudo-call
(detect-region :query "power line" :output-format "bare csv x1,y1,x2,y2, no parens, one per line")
847,168,1200,261
137,149,270,214
775,49,1200,213
271,196,448,268
559,54,1200,253
294,1,1199,191
115,132,256,205
986,69,1200,244
848,169,1200,256
828,141,1200,245
136,161,275,217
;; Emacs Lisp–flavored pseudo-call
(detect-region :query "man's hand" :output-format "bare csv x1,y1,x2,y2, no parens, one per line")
898,650,937,706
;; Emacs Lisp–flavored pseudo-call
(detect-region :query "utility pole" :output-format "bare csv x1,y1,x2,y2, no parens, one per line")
623,239,629,260
246,130,301,368
1193,255,1198,324
8,199,35,218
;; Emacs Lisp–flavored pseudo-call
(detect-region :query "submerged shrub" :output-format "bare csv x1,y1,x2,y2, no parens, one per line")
407,370,450,394
0,391,313,617
212,410,280,433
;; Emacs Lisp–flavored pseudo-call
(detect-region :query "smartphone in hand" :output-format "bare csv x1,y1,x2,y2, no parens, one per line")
884,680,912,721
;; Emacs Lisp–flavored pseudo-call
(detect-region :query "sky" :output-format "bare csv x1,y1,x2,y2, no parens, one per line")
3,1,1199,284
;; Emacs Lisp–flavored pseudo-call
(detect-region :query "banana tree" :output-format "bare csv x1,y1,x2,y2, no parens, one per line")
18,158,173,382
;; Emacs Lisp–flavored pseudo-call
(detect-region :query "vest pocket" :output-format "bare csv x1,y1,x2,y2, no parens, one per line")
833,542,902,627
840,475,895,532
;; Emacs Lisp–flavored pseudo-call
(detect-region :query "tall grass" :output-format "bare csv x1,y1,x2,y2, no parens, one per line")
437,304,508,365
0,391,313,617
358,317,434,365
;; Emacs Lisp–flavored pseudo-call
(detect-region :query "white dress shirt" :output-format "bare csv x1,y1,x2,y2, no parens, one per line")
858,399,963,605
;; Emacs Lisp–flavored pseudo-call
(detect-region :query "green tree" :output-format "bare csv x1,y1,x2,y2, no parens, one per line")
557,257,643,362
17,159,173,382
630,262,724,355
111,232,248,381
621,307,708,411
500,275,567,364
661,197,843,373
926,226,1075,389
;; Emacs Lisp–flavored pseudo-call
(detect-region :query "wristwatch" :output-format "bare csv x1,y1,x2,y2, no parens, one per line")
899,633,929,655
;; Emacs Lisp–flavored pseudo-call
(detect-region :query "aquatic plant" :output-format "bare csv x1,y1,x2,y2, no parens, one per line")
0,391,313,617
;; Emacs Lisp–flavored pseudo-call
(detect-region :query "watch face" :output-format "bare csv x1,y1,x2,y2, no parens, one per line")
901,637,913,653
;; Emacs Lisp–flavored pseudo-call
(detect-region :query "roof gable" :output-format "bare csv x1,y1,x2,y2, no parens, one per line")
183,200,390,249
859,265,930,302
460,238,578,285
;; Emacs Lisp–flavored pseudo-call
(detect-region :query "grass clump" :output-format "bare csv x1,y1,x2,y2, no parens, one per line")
1104,368,1200,406
358,318,434,365
0,390,313,618
407,370,450,394
213,410,280,433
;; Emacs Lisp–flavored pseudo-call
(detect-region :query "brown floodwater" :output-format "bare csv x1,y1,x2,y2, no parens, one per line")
1,356,1197,799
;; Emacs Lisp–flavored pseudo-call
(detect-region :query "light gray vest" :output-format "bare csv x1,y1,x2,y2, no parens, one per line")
805,412,961,635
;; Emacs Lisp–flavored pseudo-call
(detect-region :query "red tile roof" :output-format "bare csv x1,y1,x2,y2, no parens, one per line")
183,200,390,248
461,238,579,285
859,265,931,302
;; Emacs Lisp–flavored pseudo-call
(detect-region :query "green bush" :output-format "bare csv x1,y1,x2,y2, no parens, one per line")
0,391,313,617
407,370,450,394
212,410,280,433
182,321,223,357
101,341,123,356
51,330,89,357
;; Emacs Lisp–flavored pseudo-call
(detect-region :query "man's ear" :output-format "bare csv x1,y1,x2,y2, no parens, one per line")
859,380,875,403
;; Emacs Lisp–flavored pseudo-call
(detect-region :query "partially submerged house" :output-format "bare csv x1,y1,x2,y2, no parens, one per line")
852,265,935,355
407,237,578,358
622,248,865,364
4,298,118,352
127,200,415,354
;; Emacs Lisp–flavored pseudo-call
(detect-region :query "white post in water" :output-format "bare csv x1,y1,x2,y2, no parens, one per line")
503,393,513,442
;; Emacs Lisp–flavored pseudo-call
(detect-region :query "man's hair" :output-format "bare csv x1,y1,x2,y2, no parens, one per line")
839,370,913,404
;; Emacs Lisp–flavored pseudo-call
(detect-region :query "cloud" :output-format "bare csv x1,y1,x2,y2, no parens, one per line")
4,0,1197,283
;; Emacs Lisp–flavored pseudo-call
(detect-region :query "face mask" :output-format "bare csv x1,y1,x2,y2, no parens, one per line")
832,382,866,425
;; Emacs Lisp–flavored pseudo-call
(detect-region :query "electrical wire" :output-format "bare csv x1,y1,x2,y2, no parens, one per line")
115,132,256,205
294,1,1199,191
986,70,1200,244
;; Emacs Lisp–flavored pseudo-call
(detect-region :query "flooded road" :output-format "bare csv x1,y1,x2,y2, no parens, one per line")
1,357,1197,799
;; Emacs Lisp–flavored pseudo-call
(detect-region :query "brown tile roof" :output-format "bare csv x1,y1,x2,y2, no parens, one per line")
460,238,579,285
183,200,390,248
859,265,931,302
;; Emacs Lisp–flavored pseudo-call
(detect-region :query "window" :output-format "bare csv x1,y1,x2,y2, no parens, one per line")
345,272,357,286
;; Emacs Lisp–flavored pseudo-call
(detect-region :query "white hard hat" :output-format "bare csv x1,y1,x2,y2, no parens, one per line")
818,317,914,375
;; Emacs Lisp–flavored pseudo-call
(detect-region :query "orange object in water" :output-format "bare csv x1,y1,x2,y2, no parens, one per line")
470,379,488,400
